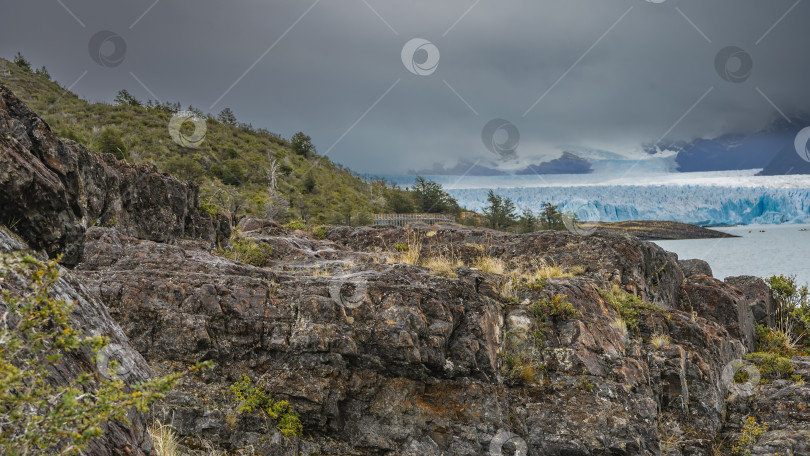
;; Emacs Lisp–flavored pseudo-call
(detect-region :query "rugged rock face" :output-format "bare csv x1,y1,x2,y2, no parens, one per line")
678,259,713,278
677,275,756,352
0,227,156,456
724,356,810,455
725,276,775,327
71,222,776,455
0,85,228,266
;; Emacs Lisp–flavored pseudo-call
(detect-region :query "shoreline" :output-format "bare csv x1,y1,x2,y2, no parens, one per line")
587,220,739,241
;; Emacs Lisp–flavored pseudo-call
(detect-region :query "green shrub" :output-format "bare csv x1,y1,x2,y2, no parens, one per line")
230,375,302,437
311,225,328,240
599,285,644,330
754,324,799,357
731,416,766,455
733,369,750,384
765,274,810,349
745,352,794,381
531,294,580,321
394,243,409,252
95,128,130,161
284,219,307,231
0,253,210,455
217,231,273,267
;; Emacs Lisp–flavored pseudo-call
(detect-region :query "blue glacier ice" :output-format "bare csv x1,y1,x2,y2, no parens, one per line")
447,185,810,226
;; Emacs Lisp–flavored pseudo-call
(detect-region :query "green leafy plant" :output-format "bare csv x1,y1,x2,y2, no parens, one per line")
765,274,810,350
599,285,645,330
394,243,409,252
531,295,580,321
744,352,794,381
310,225,328,240
0,252,211,455
217,230,273,267
230,374,302,437
284,219,307,231
731,416,766,455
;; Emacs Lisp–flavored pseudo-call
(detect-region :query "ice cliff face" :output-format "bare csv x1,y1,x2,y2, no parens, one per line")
449,185,810,226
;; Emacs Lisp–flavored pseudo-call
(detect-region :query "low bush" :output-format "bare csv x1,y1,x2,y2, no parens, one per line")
599,285,645,330
217,230,273,267
0,253,210,454
531,295,580,321
745,352,794,381
230,374,302,437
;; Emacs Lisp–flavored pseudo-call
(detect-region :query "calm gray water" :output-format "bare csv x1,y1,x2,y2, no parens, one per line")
653,224,810,286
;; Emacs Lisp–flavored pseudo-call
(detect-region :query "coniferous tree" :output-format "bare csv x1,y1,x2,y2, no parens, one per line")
483,190,517,230
291,132,314,157
13,52,31,71
217,108,237,125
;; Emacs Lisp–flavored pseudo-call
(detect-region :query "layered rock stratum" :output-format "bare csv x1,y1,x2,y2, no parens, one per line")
1,83,808,455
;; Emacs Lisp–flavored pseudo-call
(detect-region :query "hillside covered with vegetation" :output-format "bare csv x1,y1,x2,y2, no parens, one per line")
0,54,421,226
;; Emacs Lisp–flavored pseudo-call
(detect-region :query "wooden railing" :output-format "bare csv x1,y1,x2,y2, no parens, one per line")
373,213,456,227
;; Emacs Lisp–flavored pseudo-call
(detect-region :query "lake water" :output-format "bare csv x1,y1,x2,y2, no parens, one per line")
653,224,810,286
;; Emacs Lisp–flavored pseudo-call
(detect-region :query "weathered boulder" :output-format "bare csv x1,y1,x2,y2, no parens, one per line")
0,84,228,266
0,227,156,455
679,258,713,278
725,275,775,327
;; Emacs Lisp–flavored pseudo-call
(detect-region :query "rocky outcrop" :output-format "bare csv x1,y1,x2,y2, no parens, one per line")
679,259,713,278
71,223,771,455
3,82,805,455
725,275,775,327
0,85,228,266
723,356,810,455
0,227,156,455
677,275,756,352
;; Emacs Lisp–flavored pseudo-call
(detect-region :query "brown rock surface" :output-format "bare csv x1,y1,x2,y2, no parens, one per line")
72,224,762,455
0,84,228,266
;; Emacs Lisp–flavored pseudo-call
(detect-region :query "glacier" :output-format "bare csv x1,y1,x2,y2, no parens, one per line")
446,185,810,226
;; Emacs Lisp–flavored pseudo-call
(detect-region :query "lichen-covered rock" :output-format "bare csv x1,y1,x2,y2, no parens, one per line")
723,357,810,455
679,259,713,278
0,84,227,266
74,225,758,455
677,275,756,352
0,227,156,456
725,275,775,327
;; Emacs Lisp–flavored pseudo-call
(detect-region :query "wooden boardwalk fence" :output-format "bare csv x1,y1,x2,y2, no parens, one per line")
373,213,456,227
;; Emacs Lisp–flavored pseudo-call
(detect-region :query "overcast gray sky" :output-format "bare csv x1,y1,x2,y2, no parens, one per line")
2,0,808,173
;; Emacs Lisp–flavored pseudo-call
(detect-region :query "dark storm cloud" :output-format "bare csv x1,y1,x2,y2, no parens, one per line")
2,0,808,173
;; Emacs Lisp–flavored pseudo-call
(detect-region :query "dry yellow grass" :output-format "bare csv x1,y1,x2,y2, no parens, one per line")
474,256,506,275
424,254,463,278
609,317,628,341
149,422,183,456
387,231,422,265
650,333,670,349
